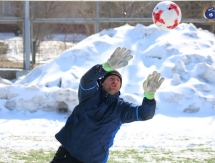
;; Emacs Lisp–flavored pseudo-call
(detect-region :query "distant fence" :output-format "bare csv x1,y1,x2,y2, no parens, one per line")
0,38,76,68
31,39,74,65
0,39,23,68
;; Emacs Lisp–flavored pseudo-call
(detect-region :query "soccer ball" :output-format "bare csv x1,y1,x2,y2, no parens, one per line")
152,1,182,30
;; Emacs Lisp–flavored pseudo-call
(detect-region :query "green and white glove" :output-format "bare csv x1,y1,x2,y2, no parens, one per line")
143,71,164,100
103,47,133,72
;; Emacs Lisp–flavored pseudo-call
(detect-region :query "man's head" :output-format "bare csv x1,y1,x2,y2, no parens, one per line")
100,70,122,95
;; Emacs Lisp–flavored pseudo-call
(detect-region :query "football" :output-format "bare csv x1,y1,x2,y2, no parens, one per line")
152,1,182,30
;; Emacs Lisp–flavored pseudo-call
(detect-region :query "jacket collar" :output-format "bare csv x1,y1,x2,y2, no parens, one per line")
100,88,120,103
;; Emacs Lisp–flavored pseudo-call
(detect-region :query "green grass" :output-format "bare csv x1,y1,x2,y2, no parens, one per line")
0,149,55,163
108,148,215,163
0,147,214,163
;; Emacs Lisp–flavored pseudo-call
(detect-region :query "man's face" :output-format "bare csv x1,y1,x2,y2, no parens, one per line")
101,75,121,95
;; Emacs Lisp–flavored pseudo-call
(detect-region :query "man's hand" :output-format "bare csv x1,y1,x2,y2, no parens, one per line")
143,71,164,99
103,47,133,72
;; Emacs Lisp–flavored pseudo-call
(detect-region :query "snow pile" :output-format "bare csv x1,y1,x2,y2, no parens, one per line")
0,23,215,116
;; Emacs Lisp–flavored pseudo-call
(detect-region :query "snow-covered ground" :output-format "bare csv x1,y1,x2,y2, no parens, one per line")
0,23,215,162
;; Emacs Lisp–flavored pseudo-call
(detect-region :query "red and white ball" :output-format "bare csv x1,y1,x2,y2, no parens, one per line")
152,1,182,30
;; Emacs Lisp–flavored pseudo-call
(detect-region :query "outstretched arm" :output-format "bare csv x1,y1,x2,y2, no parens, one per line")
78,47,133,103
120,97,156,123
78,64,106,103
120,71,164,123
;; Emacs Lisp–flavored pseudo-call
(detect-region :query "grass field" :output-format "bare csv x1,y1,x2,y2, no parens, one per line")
0,138,214,163
0,147,215,163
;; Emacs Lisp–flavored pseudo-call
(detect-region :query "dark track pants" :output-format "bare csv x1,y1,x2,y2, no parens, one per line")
50,145,83,163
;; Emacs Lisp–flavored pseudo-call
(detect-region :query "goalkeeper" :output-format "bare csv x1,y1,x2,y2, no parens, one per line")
50,47,164,163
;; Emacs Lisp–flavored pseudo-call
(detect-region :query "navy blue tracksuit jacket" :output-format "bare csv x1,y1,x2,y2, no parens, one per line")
55,64,156,163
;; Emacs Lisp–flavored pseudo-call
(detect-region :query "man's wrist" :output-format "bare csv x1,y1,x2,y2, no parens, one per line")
144,92,155,100
102,62,113,72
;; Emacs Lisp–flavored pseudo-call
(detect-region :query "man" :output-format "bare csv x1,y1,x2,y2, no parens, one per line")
50,47,164,163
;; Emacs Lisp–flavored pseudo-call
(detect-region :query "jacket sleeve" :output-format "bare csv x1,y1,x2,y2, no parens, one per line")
120,97,156,123
78,64,107,103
